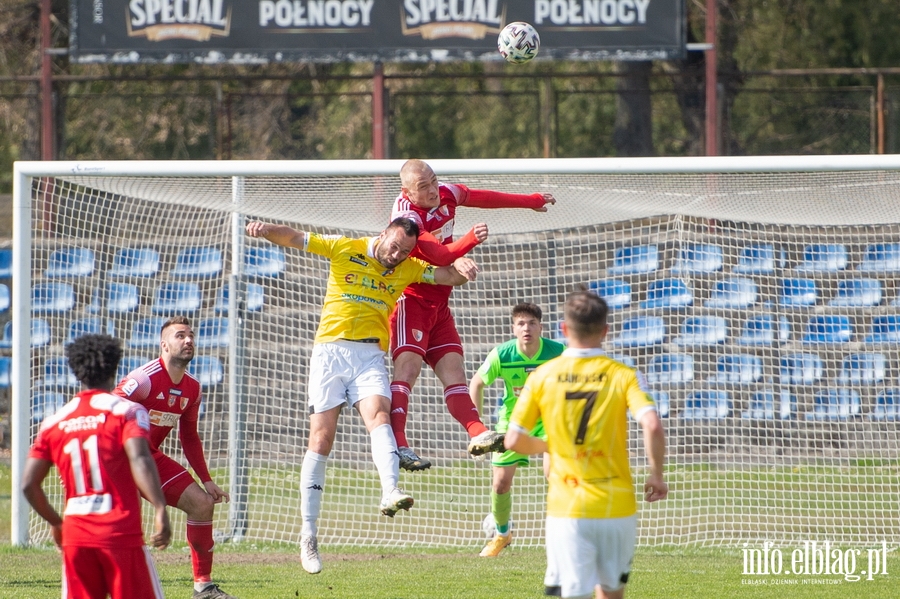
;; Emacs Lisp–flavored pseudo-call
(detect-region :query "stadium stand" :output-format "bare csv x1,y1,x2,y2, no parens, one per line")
640,278,693,309
31,392,67,424
806,389,861,421
704,277,758,309
127,317,169,348
858,243,900,272
802,315,852,344
39,356,78,388
0,319,52,348
866,315,900,344
673,316,727,346
742,390,794,420
588,278,631,309
108,247,160,278
737,314,790,346
607,244,659,275
0,248,11,278
780,352,824,385
244,246,286,277
0,356,10,388
0,283,8,313
829,278,882,307
710,354,763,383
672,243,723,274
871,389,900,421
66,318,114,344
609,315,665,348
838,353,886,385
795,243,848,272
682,390,731,420
779,277,818,307
171,246,223,278
215,282,265,314
646,354,694,384
31,282,76,313
88,282,141,314
192,355,225,387
44,247,94,278
151,282,202,314
733,243,785,275
117,355,148,380
196,317,229,348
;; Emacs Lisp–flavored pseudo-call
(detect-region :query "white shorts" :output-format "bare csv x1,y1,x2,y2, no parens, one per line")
307,341,391,413
545,514,637,598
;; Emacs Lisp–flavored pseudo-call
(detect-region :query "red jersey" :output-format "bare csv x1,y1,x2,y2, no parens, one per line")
113,358,211,482
28,390,151,548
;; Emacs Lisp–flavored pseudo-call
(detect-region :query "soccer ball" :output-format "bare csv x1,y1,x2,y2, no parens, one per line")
481,513,496,537
497,22,540,64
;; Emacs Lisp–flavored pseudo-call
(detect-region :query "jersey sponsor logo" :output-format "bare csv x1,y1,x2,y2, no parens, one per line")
340,293,388,308
156,392,165,400
64,493,113,516
350,254,369,267
58,413,107,434
343,273,397,295
149,410,182,428
121,378,139,397
412,329,423,342
391,407,406,414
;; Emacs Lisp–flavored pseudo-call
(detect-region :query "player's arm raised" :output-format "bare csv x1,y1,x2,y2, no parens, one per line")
432,257,479,286
413,224,489,266
463,188,556,212
21,457,63,549
246,221,305,249
124,436,172,549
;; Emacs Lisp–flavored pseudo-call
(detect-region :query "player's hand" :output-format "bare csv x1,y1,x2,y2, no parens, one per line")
643,474,668,502
532,193,556,212
204,480,231,504
245,221,271,238
149,509,172,550
452,257,480,281
50,522,63,551
471,223,489,243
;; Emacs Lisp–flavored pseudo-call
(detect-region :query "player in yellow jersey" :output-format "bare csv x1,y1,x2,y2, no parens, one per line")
505,290,668,599
246,217,477,575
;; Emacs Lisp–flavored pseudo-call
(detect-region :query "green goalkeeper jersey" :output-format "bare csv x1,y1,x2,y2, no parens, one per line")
476,337,566,435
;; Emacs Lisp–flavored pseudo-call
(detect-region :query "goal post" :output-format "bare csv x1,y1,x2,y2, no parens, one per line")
11,156,900,549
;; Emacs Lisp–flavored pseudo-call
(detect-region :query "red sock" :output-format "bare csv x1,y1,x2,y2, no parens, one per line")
390,381,412,448
186,520,215,583
444,384,487,437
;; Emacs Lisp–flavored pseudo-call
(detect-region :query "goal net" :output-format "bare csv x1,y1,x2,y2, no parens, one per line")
11,157,900,549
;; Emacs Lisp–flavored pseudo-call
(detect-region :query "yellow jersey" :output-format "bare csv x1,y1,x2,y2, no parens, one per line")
511,347,656,519
305,233,436,351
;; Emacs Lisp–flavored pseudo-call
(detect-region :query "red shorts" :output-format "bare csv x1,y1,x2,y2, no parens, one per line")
63,545,164,599
390,294,463,367
153,449,197,507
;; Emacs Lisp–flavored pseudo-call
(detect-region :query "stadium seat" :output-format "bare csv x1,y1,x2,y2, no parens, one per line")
0,356,10,388
806,389,861,421
0,319,52,348
871,389,900,421
66,318,114,344
44,247,94,278
215,282,265,314
795,243,848,272
733,243,785,275
31,282,76,313
681,390,731,420
0,248,11,278
650,391,670,418
866,315,900,344
244,246,286,277
0,284,8,313
609,316,665,348
90,282,141,314
32,392,67,424
858,243,900,273
673,316,727,346
737,314,790,346
608,244,659,276
39,356,79,388
742,390,794,420
640,278,693,309
117,355,148,380
171,246,223,278
704,277,758,309
646,354,694,384
838,353,886,385
829,278,882,307
672,243,723,275
192,355,224,387
197,317,229,348
127,317,169,349
710,354,763,384
802,315,852,344
778,278,818,307
151,282,202,314
108,247,160,278
588,279,631,309
780,352,824,385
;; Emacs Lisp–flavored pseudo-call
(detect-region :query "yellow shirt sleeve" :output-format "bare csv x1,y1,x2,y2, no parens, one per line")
304,233,342,258
626,370,657,421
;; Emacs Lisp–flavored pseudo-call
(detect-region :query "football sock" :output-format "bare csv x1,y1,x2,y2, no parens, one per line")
300,451,328,537
492,490,512,534
370,423,400,494
444,384,487,437
186,520,215,583
389,381,412,448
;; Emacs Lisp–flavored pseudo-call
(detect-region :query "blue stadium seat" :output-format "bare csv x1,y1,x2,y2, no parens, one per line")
866,315,900,344
806,389,861,421
871,389,900,421
32,392,67,424
646,354,694,384
682,390,731,420
88,282,141,315
640,278,693,309
127,317,169,349
673,316,727,346
858,243,900,273
779,278,818,307
152,282,202,314
197,318,229,348
738,314,790,346
802,315,852,344
215,282,265,314
742,390,794,420
191,355,224,387
588,279,631,309
44,247,94,278
672,244,723,275
650,391,670,418
244,246,286,277
829,278,882,307
780,352,823,385
609,316,665,348
109,247,160,278
0,319,52,348
172,246,223,278
733,243,785,275
117,355,148,380
608,244,659,276
795,243,848,272
838,353,885,385
31,282,76,313
39,356,79,388
711,354,763,384
0,356,10,388
0,283,8,313
66,318,114,344
704,277,757,309
0,248,11,278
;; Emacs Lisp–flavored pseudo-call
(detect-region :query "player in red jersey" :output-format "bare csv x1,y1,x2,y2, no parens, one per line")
389,159,556,470
22,334,171,599
113,316,237,599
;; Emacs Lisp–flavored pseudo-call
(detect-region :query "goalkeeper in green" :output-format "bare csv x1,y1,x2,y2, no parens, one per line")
469,302,565,557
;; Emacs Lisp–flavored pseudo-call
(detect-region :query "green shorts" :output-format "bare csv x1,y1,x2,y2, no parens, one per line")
492,416,546,468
